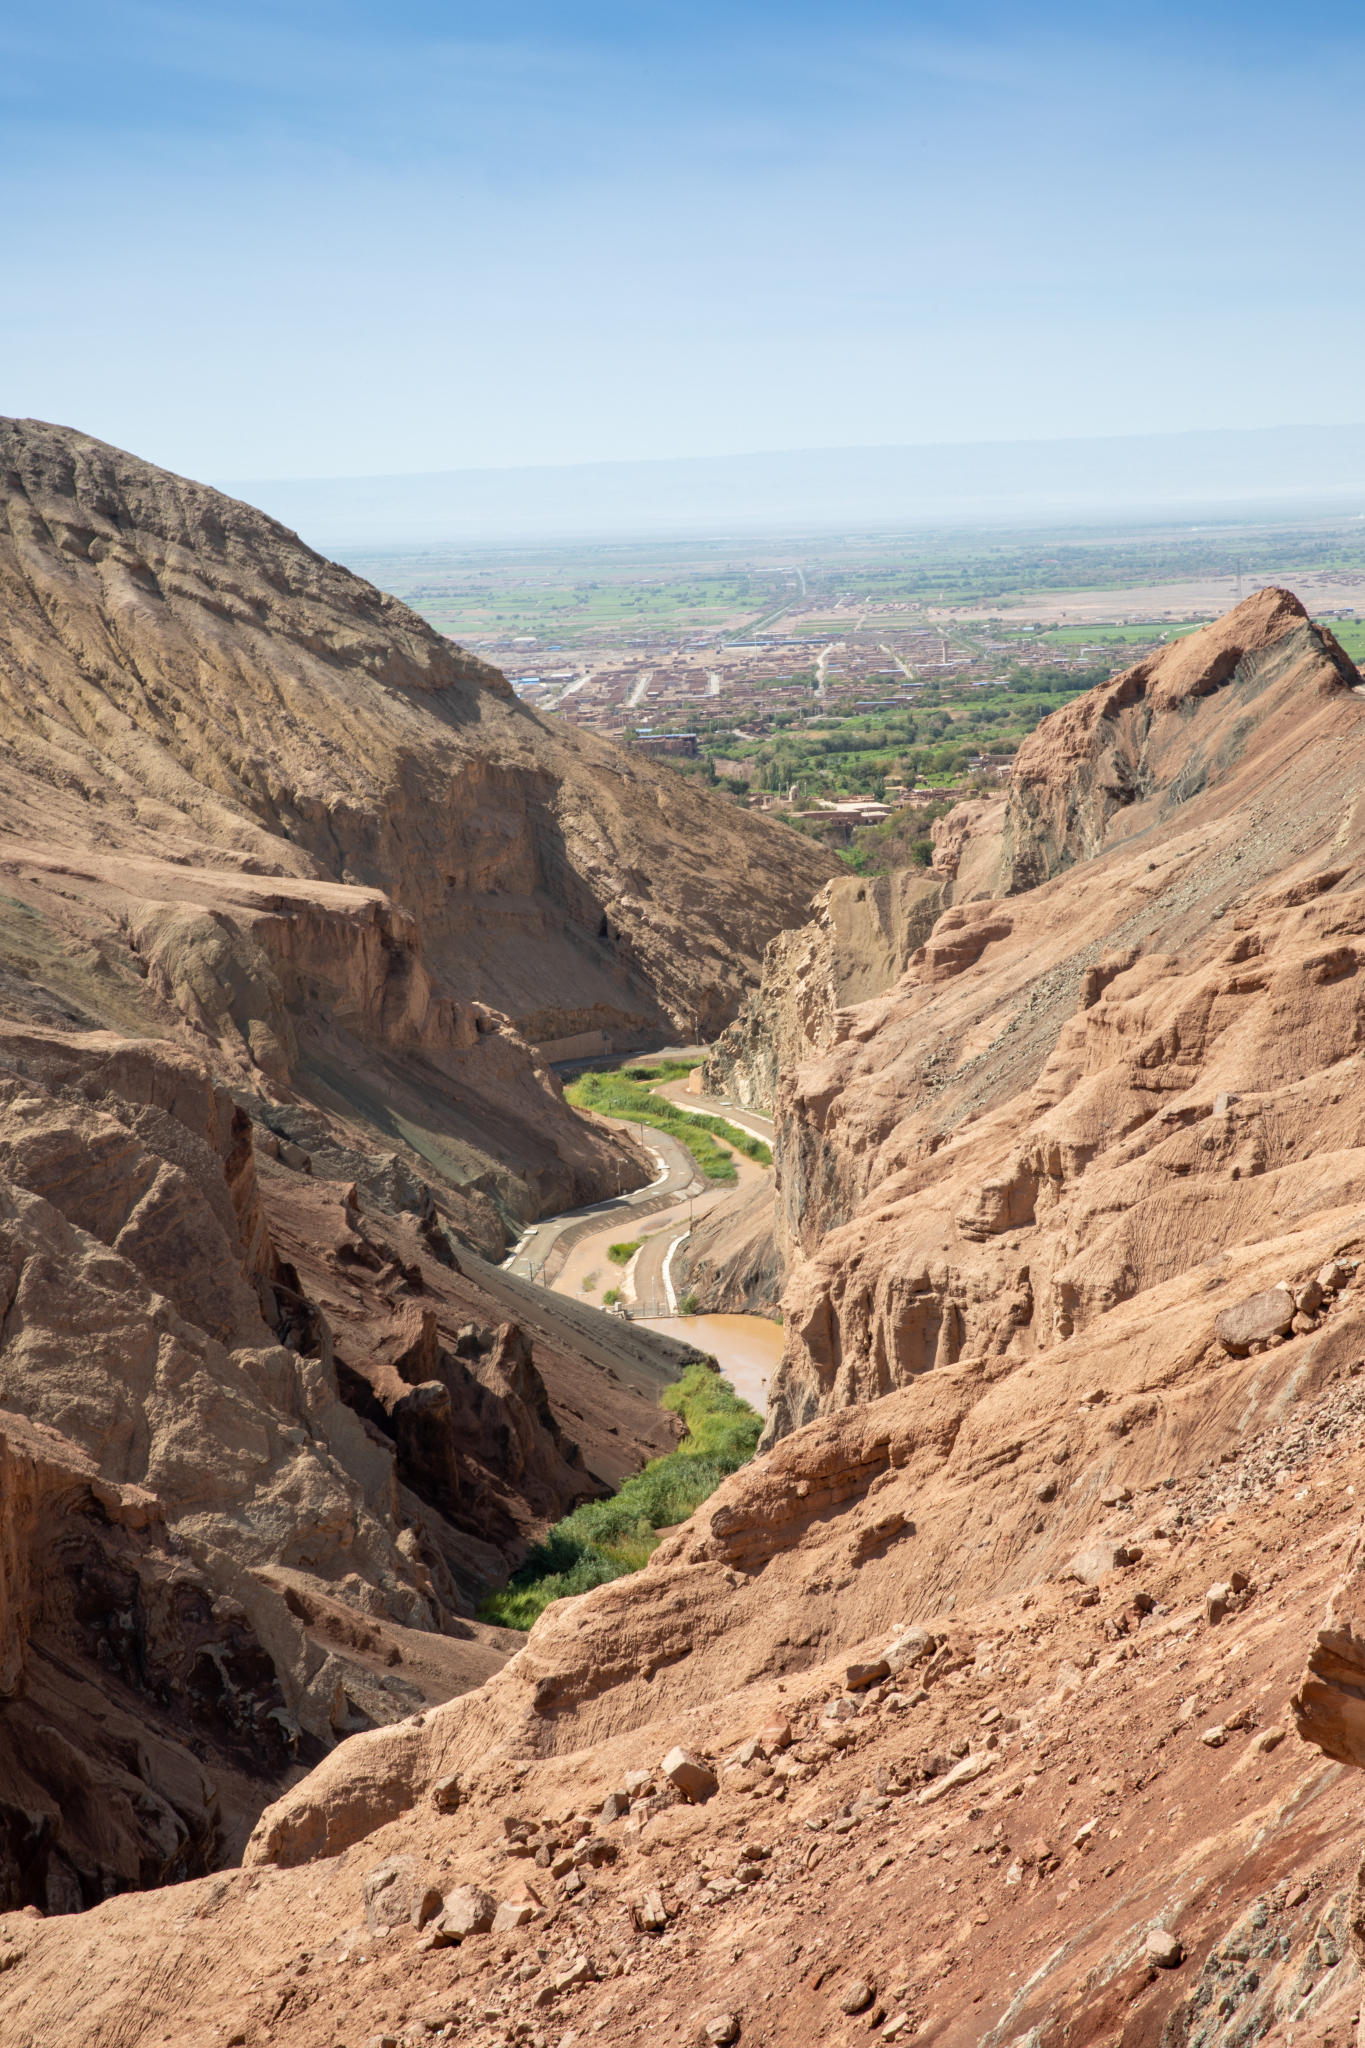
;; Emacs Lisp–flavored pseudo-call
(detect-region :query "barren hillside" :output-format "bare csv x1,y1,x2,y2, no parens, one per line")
6,503,1365,2048
0,423,833,1913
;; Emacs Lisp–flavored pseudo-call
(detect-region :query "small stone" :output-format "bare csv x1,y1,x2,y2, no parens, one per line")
844,1658,891,1690
1285,1881,1310,1908
492,1900,535,1932
551,1954,595,1992
432,1773,462,1813
736,1738,766,1767
661,1746,718,1802
839,1980,875,2014
1146,1928,1183,1968
558,1868,586,1898
1223,1707,1252,1732
1295,1279,1324,1315
705,2018,740,2045
1035,1477,1058,1502
624,1769,655,1795
637,1889,668,1932
1205,1583,1232,1625
1201,1725,1227,1749
1256,1727,1286,1753
758,1719,792,1750
600,1791,630,1823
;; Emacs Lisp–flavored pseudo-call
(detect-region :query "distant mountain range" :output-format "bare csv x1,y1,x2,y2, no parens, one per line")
220,424,1365,552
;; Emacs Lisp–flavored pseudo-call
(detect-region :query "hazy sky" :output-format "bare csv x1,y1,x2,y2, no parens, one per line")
5,1,1364,481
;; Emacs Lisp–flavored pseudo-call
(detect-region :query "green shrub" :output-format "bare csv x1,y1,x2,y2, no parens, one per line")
603,1286,621,1306
479,1365,761,1630
607,1239,642,1265
567,1068,770,1184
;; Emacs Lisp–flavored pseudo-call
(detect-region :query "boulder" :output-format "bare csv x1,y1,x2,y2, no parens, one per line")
637,1890,669,1933
1069,1540,1137,1584
362,1856,442,1934
844,1658,891,1690
439,1885,497,1938
1215,1288,1295,1356
661,1747,718,1802
1147,1928,1183,1967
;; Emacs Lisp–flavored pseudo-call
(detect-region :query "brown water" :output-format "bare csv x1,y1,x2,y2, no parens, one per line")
638,1313,783,1416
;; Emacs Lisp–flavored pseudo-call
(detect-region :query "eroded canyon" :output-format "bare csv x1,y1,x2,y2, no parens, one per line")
5,428,1365,2048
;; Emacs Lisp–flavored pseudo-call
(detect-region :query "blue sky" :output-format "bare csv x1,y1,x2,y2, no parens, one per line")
3,1,1364,480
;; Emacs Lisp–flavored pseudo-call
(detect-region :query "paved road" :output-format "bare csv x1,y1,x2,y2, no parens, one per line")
504,1062,773,1310
501,1126,700,1284
628,1217,693,1318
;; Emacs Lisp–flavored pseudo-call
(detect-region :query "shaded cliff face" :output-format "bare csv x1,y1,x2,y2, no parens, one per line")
702,868,949,1115
762,591,1365,1442
0,1018,704,1910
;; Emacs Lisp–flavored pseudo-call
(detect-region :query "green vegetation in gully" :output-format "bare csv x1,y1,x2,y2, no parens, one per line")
566,1061,771,1184
480,1363,762,1628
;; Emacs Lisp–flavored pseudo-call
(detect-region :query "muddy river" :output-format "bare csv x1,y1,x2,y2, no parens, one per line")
637,1312,783,1416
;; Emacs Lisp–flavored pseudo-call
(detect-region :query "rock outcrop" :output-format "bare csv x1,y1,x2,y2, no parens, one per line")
763,591,1365,1442
997,588,1356,893
9,1208,1365,2046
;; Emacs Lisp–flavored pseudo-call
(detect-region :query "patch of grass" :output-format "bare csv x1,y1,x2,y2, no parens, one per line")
568,1067,770,1183
603,1286,621,1306
479,1364,762,1630
607,1239,642,1265
581,1270,600,1293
